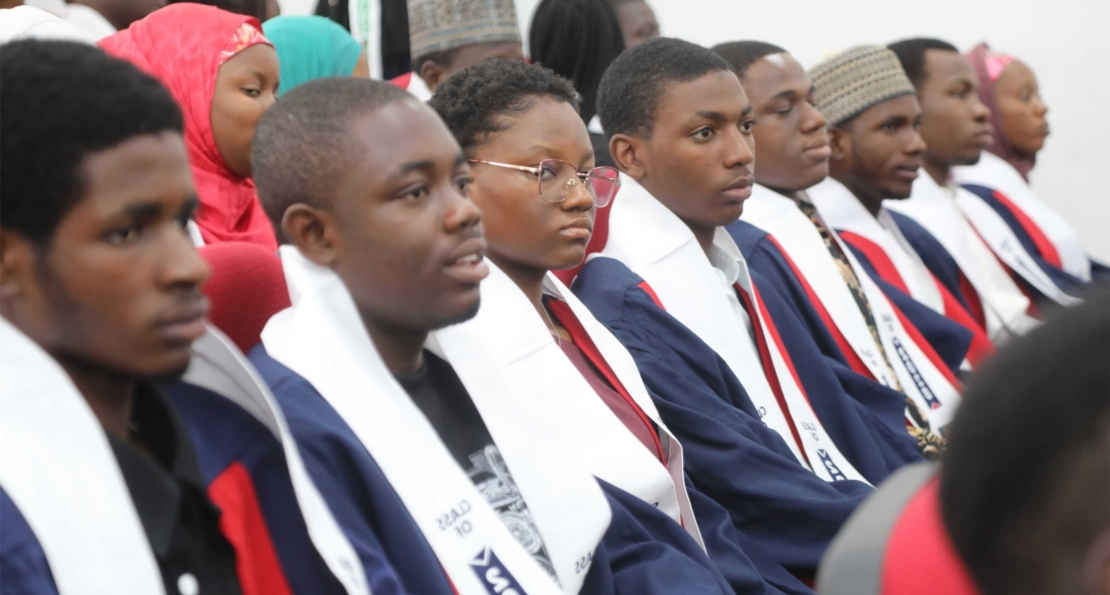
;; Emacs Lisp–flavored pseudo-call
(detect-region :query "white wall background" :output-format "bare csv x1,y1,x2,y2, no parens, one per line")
277,0,1110,261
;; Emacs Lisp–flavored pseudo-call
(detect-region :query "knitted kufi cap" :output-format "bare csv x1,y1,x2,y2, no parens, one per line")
809,45,916,126
407,0,520,60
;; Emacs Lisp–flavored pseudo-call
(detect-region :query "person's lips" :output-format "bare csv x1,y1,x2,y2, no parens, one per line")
974,126,994,147
803,138,831,160
722,174,755,200
559,217,593,240
444,236,489,284
155,297,210,344
893,165,920,182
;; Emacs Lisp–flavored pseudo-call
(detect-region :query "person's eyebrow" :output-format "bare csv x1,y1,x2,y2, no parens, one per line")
116,202,164,220
772,89,799,101
741,104,754,118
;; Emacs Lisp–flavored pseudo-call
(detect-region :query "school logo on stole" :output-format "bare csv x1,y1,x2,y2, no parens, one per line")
816,449,849,482
471,547,528,595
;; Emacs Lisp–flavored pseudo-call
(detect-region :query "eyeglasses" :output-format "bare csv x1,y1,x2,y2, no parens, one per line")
469,159,620,207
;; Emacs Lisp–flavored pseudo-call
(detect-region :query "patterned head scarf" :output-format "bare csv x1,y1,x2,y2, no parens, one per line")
407,0,520,60
809,45,916,127
264,16,363,96
100,4,277,249
966,42,1035,180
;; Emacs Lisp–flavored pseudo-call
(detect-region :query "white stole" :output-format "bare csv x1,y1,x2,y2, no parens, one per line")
0,317,166,595
953,189,1081,306
740,184,961,431
887,172,1039,340
264,251,611,594
458,262,704,548
184,328,371,595
809,177,944,314
600,175,868,484
954,151,1092,281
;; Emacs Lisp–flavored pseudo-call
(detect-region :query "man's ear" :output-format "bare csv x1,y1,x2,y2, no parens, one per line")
281,204,339,268
0,230,34,303
420,60,449,92
827,125,851,164
609,133,647,180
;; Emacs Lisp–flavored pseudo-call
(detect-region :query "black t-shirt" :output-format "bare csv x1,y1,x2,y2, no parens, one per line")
396,351,557,579
107,384,242,595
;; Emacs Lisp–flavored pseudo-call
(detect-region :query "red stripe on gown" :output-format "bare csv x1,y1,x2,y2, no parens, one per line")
734,281,811,467
836,231,994,365
765,236,875,380
208,462,295,595
991,189,1062,268
547,299,667,465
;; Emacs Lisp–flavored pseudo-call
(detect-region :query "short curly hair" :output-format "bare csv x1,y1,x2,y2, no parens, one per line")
428,58,580,154
1,40,183,245
597,37,731,140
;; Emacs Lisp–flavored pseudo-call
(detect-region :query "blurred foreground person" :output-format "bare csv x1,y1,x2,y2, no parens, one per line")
0,40,366,595
819,287,1110,595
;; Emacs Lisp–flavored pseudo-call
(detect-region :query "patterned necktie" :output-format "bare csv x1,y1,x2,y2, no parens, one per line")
795,195,944,459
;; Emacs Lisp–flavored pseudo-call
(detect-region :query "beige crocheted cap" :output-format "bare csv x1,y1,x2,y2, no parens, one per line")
809,45,916,126
408,0,520,60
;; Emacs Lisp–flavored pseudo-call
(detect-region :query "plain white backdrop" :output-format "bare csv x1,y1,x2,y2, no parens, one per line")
277,0,1110,260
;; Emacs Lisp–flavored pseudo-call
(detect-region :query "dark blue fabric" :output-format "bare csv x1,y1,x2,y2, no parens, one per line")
251,346,744,595
163,381,348,595
1091,259,1110,283
728,219,969,376
0,488,59,595
682,480,813,594
726,222,925,470
248,346,455,595
961,184,1086,309
885,211,969,310
842,241,973,374
571,257,873,575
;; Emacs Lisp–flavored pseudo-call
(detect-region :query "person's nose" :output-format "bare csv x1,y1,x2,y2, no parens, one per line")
443,185,482,233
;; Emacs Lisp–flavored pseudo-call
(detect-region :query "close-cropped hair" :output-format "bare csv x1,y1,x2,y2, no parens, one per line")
941,287,1110,595
887,38,960,87
427,58,580,154
0,40,184,245
251,77,414,239
596,37,732,140
711,40,788,79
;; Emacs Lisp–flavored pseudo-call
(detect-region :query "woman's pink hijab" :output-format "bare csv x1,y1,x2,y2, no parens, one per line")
100,4,278,249
966,42,1035,181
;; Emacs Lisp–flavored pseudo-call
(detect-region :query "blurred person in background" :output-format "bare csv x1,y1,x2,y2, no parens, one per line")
264,15,368,96
954,43,1110,284
609,0,656,48
101,4,281,250
529,0,625,167
391,0,524,101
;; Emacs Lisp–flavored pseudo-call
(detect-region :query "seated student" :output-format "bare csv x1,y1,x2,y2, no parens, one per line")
263,15,368,96
249,76,750,594
885,38,1082,313
393,0,524,101
100,4,280,250
706,44,965,445
572,36,887,578
429,58,812,594
0,40,366,595
713,41,994,365
954,43,1110,284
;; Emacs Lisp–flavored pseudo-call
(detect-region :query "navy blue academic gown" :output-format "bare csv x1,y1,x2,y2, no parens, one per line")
570,257,875,576
727,220,971,378
0,382,349,595
961,184,1102,297
249,345,754,595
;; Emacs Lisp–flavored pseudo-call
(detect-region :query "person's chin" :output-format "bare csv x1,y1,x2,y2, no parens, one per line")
883,183,914,200
141,350,195,383
434,292,483,329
